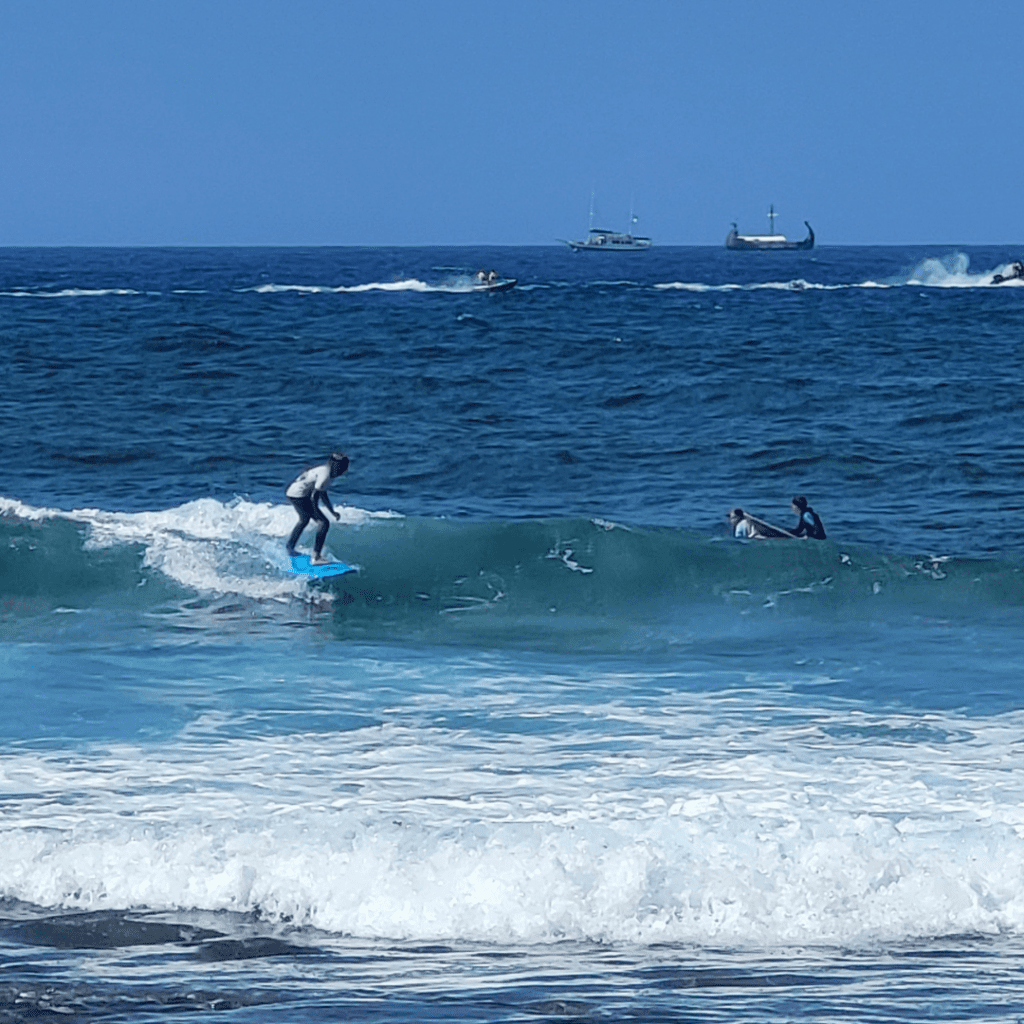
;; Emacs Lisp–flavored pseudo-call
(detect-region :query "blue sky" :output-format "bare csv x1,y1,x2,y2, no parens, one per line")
1,1,1021,246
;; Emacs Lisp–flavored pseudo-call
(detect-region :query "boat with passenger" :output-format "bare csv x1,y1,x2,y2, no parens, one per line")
725,205,814,250
992,260,1024,285
471,270,517,292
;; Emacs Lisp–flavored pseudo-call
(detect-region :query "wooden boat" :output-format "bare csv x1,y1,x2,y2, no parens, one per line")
726,205,814,250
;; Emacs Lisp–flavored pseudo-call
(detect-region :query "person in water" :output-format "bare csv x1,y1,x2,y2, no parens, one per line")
728,507,771,539
790,495,826,539
285,452,349,563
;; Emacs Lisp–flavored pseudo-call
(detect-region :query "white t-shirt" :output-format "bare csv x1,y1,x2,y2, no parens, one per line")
286,462,332,499
734,518,757,539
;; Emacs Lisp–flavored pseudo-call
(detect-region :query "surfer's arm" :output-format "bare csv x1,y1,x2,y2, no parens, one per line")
314,489,341,521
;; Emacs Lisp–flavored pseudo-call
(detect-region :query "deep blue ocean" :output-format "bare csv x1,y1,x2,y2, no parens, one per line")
2,244,1024,1022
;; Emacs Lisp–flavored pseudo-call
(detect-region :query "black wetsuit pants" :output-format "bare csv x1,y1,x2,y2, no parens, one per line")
287,496,329,554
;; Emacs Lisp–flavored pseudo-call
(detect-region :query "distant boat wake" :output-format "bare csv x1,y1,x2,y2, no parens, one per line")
657,253,1024,291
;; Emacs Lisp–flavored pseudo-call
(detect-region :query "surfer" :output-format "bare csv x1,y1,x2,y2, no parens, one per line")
729,508,771,539
285,452,350,564
790,495,826,540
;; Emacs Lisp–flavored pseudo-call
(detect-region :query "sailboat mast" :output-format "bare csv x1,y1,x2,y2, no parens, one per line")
768,204,777,235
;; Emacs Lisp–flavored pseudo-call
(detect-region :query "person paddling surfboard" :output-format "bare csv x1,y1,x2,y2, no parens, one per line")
790,495,827,540
728,507,797,539
728,498,826,541
285,452,349,564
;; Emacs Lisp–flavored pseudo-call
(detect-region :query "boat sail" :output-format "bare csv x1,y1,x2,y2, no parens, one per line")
725,205,814,250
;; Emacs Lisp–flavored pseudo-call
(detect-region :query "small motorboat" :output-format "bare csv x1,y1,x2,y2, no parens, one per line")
992,260,1024,284
471,270,517,292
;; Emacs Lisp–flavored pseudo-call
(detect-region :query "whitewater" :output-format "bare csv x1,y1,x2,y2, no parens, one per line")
2,244,1024,1022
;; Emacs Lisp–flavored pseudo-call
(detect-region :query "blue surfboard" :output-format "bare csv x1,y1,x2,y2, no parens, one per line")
287,553,356,579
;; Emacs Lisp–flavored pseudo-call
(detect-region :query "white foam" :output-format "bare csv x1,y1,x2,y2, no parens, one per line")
654,256,1024,292
905,253,983,288
2,699,1024,947
0,288,142,298
246,279,435,295
654,281,848,293
0,495,398,600
902,253,1023,288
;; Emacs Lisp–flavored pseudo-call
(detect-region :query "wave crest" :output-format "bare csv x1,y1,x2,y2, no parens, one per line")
3,497,1023,646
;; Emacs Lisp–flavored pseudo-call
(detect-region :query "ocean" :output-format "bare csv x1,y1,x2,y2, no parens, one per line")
1,244,1023,1022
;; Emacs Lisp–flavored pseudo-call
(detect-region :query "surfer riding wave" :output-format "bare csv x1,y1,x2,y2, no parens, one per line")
285,452,349,564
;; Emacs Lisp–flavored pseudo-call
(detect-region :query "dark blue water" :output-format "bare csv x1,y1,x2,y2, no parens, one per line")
5,245,1024,550
2,245,1024,1022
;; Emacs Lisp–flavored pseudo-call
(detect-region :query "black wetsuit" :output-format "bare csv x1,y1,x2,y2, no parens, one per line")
287,495,330,554
792,507,826,540
285,462,337,555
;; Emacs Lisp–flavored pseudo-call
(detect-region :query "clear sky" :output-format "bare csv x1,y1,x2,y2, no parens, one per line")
1,1,1021,246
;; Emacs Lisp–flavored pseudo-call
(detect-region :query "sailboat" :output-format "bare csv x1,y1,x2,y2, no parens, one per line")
725,205,814,250
560,194,652,252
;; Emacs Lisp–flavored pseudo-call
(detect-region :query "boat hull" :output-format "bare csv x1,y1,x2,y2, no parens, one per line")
561,230,652,252
472,277,517,293
725,222,814,251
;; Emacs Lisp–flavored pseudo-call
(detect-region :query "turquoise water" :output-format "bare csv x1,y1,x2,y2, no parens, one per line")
2,245,1024,1021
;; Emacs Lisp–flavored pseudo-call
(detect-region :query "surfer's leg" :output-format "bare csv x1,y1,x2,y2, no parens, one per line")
286,497,313,553
311,506,330,557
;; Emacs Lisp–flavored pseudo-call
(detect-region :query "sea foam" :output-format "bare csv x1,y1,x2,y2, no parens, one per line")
2,701,1023,948
0,496,397,601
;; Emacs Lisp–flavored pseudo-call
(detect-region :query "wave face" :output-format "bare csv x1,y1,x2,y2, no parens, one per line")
4,496,1023,645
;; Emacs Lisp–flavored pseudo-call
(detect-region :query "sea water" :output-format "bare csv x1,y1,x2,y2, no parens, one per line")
2,245,1024,1021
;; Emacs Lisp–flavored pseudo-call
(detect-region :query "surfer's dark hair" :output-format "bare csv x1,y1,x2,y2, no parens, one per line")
729,507,744,518
329,452,350,473
792,495,808,510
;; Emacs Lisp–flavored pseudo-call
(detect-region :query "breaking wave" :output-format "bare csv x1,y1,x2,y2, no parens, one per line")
3,496,1023,647
2,680,1024,947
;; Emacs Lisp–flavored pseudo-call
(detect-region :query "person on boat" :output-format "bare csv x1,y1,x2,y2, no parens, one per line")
285,452,349,563
728,508,772,540
790,495,826,540
992,261,1024,284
